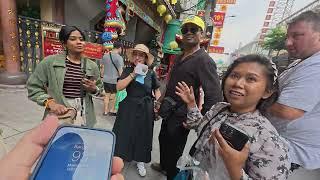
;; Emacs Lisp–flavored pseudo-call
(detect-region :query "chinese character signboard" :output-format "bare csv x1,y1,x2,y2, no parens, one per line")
212,12,226,27
42,30,64,57
83,43,103,60
42,29,103,60
216,0,236,4
208,46,225,54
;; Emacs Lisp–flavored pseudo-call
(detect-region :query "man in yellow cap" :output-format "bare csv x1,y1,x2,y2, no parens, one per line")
152,15,222,179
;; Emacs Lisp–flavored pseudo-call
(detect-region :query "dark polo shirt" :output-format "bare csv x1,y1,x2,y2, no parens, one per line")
166,48,222,114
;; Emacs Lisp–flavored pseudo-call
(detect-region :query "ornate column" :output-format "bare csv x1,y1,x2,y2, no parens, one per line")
0,0,27,85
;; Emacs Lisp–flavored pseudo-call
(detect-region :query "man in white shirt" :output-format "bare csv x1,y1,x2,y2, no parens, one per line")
267,10,320,176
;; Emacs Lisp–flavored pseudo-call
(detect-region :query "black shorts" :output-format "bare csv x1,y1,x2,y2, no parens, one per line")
104,82,117,93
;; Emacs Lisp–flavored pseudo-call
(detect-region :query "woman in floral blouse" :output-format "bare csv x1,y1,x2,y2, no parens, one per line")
176,55,290,180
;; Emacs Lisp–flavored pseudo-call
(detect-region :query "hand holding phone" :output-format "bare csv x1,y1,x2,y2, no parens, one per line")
30,126,116,180
219,123,249,151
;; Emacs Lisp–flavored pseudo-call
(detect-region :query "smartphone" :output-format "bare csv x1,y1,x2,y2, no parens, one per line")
219,123,249,151
85,74,95,80
30,126,116,180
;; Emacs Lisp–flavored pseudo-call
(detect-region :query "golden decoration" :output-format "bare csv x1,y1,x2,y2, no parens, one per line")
157,5,167,16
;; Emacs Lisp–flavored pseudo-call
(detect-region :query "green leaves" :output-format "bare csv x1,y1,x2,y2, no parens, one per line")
262,26,287,52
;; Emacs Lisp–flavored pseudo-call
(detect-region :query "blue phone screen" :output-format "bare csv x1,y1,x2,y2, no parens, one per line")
33,127,114,180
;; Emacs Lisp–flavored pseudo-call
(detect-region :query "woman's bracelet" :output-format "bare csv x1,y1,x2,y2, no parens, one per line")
44,98,55,109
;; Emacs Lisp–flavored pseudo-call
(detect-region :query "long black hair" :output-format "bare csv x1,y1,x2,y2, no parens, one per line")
221,54,279,116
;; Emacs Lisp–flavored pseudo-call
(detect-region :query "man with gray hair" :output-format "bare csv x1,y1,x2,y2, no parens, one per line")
268,10,320,174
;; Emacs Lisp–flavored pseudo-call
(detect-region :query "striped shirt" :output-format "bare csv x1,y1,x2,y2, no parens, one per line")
63,60,84,98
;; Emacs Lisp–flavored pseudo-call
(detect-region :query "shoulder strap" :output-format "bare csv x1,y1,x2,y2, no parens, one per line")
189,106,228,156
80,58,87,117
109,53,120,76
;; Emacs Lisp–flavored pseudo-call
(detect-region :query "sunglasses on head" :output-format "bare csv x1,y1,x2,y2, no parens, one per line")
181,26,200,35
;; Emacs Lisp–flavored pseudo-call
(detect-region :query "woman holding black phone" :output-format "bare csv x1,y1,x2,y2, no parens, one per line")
27,25,103,127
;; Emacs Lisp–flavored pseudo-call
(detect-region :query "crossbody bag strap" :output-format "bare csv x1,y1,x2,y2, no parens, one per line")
80,58,87,117
189,106,228,156
109,53,120,76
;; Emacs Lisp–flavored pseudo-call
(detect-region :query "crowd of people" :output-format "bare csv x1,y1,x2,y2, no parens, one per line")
1,10,320,180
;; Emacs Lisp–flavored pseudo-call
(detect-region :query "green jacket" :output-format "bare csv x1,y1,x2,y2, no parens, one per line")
27,53,103,127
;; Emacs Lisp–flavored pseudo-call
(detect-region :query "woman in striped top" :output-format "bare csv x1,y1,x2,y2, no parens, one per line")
27,26,103,127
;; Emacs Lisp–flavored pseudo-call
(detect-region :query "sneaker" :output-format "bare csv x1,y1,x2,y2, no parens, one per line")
108,112,117,116
137,162,146,177
151,163,167,175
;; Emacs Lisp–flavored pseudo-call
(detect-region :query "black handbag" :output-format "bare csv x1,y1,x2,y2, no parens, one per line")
158,96,177,120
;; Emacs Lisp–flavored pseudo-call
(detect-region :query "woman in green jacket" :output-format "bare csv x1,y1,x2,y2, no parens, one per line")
27,26,103,127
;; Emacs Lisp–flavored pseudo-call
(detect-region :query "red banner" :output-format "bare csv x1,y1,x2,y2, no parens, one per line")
208,46,225,54
83,43,103,60
43,30,64,57
216,0,236,4
42,30,103,60
211,12,226,27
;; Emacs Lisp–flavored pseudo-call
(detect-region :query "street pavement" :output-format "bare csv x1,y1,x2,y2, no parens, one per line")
0,88,320,180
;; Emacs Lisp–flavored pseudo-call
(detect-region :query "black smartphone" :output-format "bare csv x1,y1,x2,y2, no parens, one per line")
30,126,116,180
85,74,95,80
219,123,249,151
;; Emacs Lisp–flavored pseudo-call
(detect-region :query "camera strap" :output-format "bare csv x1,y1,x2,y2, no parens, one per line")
189,106,227,156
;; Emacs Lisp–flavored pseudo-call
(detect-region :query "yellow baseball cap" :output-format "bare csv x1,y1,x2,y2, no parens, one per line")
181,15,205,31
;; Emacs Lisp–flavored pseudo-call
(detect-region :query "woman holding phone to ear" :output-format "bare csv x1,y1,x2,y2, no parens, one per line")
113,44,161,177
27,25,103,127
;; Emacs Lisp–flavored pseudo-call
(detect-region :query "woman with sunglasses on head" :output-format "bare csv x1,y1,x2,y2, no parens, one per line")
112,44,161,177
27,25,103,127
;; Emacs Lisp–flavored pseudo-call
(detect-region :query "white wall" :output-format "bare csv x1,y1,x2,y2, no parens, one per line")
64,0,105,30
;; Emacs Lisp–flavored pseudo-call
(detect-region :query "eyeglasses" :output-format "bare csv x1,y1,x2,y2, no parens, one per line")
181,27,200,35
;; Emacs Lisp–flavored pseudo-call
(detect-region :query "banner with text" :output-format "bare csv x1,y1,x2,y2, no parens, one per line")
208,46,225,54
42,30,103,60
216,0,236,4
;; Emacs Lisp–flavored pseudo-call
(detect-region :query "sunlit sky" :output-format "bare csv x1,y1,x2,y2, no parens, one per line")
219,0,316,53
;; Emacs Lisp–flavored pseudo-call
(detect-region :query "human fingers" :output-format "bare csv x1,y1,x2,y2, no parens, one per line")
214,129,230,150
1,116,59,176
175,85,184,94
111,157,124,175
189,86,194,95
181,81,190,91
110,173,124,180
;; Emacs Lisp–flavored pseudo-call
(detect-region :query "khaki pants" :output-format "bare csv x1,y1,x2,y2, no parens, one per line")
104,92,117,113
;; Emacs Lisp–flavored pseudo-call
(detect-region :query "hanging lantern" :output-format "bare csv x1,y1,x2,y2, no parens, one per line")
171,0,177,5
164,14,172,23
169,41,178,50
151,0,156,4
157,5,166,16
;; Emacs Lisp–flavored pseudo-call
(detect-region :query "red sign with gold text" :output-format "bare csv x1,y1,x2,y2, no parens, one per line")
43,30,64,57
211,12,226,27
83,43,103,60
208,46,225,54
216,0,236,4
42,30,103,60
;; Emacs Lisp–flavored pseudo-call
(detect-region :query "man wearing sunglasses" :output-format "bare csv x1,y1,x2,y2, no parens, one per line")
151,16,222,180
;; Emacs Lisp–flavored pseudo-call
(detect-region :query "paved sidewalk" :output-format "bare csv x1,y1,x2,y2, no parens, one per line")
1,88,320,180
0,88,197,180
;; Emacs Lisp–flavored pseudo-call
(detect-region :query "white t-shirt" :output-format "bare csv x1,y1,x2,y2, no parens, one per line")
268,51,320,169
